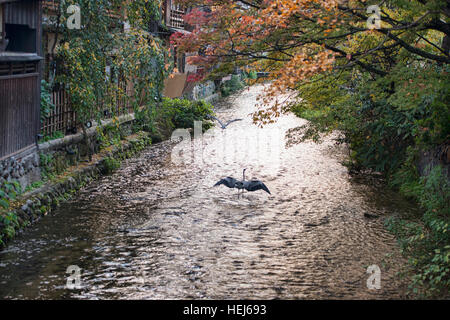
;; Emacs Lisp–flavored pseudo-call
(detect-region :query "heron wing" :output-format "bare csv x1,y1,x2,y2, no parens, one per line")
224,119,243,127
245,180,271,194
214,177,237,188
208,115,225,128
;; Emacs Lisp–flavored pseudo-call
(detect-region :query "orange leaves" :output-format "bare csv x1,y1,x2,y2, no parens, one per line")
255,0,340,27
173,0,347,126
241,15,255,25
269,45,336,92
249,45,336,125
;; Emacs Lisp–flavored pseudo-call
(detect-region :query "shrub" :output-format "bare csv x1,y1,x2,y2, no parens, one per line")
103,157,121,174
40,80,55,123
151,98,214,139
248,70,257,79
221,75,245,97
0,180,21,210
42,131,64,142
386,165,449,297
0,181,22,247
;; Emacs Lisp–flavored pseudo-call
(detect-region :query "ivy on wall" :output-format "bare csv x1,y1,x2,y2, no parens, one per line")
50,0,171,158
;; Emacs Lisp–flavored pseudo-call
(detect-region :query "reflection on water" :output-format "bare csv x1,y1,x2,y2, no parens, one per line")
0,85,415,299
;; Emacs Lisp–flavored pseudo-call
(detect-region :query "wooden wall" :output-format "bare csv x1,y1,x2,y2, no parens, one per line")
0,0,42,160
0,72,40,159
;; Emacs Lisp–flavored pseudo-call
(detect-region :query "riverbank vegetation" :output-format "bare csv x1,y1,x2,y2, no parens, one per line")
293,64,449,297
221,74,246,97
132,98,215,142
172,0,450,297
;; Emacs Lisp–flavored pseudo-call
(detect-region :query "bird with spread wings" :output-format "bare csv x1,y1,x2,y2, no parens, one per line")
206,114,243,130
214,169,271,198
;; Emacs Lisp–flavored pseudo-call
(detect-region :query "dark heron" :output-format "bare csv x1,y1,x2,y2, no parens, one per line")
214,169,271,198
206,115,243,129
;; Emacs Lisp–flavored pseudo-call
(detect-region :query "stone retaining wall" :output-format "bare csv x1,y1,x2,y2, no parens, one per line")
187,80,220,104
0,114,135,192
0,147,41,191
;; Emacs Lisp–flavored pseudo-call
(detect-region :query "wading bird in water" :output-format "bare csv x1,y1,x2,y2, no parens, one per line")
214,169,271,198
206,115,243,130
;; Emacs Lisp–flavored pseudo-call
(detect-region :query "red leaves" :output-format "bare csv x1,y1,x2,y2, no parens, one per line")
187,67,206,82
187,73,204,82
183,7,211,26
170,32,187,46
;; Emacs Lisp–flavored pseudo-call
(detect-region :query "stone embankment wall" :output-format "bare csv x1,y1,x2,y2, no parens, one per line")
0,148,41,191
0,114,135,192
188,80,220,104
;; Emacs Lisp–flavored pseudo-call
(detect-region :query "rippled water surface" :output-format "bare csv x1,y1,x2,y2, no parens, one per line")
0,86,417,299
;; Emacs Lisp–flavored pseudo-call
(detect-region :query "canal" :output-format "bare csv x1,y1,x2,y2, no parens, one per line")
0,85,416,299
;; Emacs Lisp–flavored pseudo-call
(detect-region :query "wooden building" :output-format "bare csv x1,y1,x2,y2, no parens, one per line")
0,0,42,160
161,0,196,98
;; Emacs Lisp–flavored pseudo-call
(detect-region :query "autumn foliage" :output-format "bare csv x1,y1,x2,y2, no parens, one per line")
171,0,450,124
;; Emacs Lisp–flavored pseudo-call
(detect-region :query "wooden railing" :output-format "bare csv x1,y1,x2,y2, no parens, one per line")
40,88,76,136
41,82,134,137
168,2,185,29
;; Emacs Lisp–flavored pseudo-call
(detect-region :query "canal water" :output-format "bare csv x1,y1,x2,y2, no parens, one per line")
0,85,416,299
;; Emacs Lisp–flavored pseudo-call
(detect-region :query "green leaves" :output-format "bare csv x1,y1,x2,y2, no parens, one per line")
54,0,168,152
40,80,55,123
0,199,9,210
221,75,245,97
0,180,23,246
103,157,121,174
290,47,449,298
387,164,450,297
161,98,214,131
0,180,22,211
